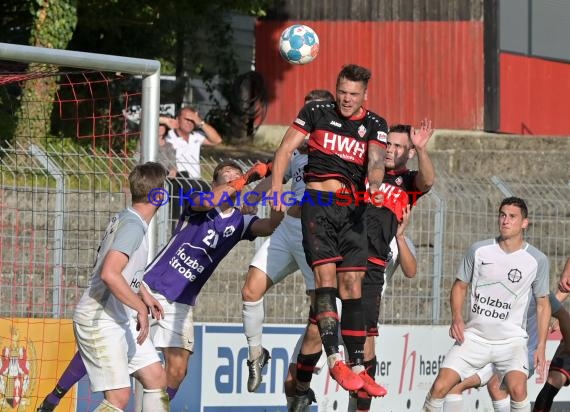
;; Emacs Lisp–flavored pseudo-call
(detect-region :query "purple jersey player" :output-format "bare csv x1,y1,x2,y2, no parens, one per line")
142,160,281,400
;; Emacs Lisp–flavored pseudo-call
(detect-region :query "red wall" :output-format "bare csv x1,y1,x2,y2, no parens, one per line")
500,52,570,135
256,20,484,129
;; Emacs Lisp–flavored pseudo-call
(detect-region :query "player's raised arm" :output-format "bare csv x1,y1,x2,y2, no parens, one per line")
190,161,271,212
411,118,436,193
249,210,283,237
367,141,386,205
396,205,417,278
270,127,306,212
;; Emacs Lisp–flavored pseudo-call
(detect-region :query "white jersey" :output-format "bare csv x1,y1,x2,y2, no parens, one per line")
73,208,148,326
381,236,416,296
459,238,549,344
283,150,307,201
166,129,206,178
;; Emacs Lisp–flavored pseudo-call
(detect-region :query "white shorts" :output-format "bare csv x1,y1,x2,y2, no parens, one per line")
442,334,529,381
73,319,160,393
149,291,195,352
475,343,535,386
250,214,314,291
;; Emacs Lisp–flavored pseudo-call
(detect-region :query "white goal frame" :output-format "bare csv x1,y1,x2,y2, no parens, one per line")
0,42,162,259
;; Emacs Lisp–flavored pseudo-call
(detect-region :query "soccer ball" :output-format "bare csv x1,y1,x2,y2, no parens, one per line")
278,24,320,65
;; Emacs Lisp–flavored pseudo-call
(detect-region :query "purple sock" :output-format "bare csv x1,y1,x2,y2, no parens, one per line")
45,352,87,405
166,386,178,400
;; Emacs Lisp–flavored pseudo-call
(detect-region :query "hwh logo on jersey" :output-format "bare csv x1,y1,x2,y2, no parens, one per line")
378,182,405,200
322,132,365,160
169,246,205,281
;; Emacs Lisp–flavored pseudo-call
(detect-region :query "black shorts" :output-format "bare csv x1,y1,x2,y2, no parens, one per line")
363,205,398,335
550,341,570,386
301,189,367,272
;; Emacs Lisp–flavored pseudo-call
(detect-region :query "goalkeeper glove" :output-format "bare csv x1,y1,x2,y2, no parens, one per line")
227,161,272,192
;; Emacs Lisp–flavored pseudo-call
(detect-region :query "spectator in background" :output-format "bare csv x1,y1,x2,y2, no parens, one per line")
167,106,222,181
157,117,177,178
135,117,177,178
167,107,223,222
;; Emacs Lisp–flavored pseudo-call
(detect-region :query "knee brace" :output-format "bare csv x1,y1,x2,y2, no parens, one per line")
314,287,339,355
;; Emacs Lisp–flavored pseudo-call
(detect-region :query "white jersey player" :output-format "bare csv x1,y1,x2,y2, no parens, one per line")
72,162,169,412
422,197,551,412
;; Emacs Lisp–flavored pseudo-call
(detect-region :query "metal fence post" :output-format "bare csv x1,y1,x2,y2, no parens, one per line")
431,190,446,323
29,144,65,318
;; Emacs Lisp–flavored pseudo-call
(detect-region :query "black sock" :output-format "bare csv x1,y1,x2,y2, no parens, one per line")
534,382,560,411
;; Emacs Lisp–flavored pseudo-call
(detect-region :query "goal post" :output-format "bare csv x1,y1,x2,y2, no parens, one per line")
0,41,162,258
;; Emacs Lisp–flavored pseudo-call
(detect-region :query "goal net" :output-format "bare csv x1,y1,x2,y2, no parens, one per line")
0,44,160,411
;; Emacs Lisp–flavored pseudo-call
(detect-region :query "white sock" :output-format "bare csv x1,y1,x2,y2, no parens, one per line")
422,392,444,412
141,388,169,412
133,379,143,412
242,298,264,360
94,399,123,411
443,394,463,412
510,397,530,411
492,396,510,412
326,353,342,369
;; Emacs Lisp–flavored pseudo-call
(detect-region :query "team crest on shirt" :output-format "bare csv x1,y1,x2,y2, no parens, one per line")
395,176,403,186
357,125,366,137
507,268,522,283
223,225,235,238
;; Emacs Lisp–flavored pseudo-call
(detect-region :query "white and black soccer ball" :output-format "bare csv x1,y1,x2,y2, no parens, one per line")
278,24,320,65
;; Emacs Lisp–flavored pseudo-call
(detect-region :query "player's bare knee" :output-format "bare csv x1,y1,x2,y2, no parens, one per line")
430,370,460,398
104,388,131,409
337,273,361,298
508,384,527,402
241,268,269,301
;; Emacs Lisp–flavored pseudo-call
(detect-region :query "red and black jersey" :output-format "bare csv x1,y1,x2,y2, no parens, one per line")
366,169,427,221
291,101,388,192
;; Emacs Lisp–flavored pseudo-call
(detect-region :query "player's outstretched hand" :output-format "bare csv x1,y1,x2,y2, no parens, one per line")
139,284,164,320
396,205,412,236
534,347,546,372
136,308,150,345
449,317,465,344
228,161,272,192
411,118,434,150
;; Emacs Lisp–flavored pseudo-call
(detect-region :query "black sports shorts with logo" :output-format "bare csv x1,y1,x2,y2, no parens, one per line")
550,341,570,386
363,204,398,336
301,189,367,271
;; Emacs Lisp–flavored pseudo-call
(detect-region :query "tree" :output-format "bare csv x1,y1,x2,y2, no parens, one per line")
13,0,78,144
2,0,273,146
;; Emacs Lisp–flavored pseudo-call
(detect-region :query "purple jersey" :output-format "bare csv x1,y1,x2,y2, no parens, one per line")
144,207,258,305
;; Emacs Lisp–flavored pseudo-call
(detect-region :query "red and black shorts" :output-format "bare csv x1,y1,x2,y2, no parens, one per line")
550,341,570,386
301,189,367,272
362,204,398,336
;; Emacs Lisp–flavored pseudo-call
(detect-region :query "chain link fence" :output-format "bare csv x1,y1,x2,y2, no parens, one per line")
1,141,568,325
